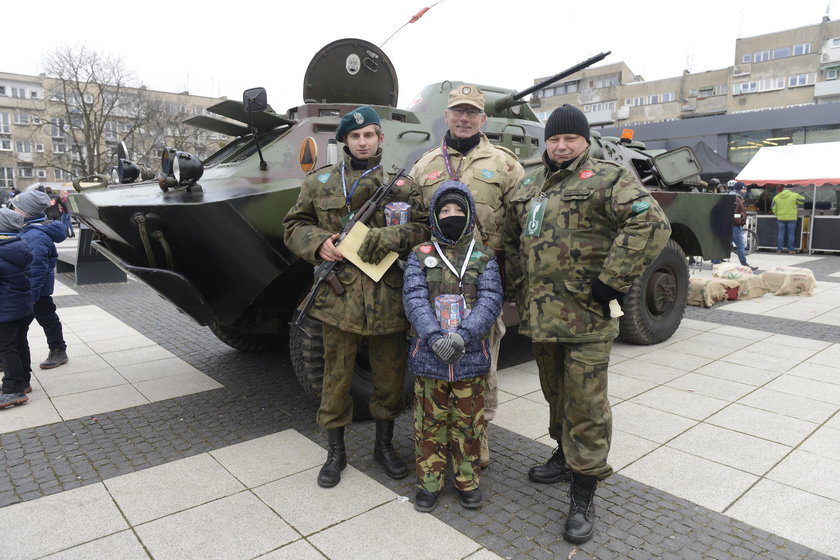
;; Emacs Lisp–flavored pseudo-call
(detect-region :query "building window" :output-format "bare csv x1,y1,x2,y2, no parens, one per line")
15,141,32,153
827,69,838,80
0,86,5,96
0,167,14,187
742,54,752,63
793,43,811,56
788,73,816,87
772,46,791,60
30,91,39,99
649,94,659,104
754,50,771,63
733,81,758,95
83,94,94,104
688,88,697,97
831,37,840,48
11,87,26,99
759,78,785,91
0,139,11,151
697,87,714,99
53,142,67,154
662,92,674,102
634,96,646,106
715,84,727,95
18,167,34,178
50,118,65,138
55,169,73,181
36,170,46,178
13,113,30,125
0,112,10,134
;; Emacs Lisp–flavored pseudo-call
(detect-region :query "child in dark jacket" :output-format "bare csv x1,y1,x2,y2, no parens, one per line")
0,208,34,408
12,189,68,370
402,181,503,513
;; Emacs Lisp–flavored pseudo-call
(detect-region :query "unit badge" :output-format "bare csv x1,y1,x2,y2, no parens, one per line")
579,170,594,180
424,256,439,268
419,245,434,254
318,173,331,183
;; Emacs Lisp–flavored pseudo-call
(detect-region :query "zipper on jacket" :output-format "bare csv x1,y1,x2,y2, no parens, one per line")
449,364,454,382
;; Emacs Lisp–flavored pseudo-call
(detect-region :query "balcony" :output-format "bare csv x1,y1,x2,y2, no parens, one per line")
814,80,840,97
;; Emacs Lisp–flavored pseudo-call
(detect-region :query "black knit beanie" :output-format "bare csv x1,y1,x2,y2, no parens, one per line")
544,104,590,142
436,191,469,216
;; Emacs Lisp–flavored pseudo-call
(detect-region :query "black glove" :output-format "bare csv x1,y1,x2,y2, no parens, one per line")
431,333,466,364
358,227,401,264
590,278,624,318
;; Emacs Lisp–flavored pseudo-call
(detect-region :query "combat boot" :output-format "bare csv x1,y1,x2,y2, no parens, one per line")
373,419,408,479
40,348,68,370
528,446,572,484
317,427,346,488
563,473,597,544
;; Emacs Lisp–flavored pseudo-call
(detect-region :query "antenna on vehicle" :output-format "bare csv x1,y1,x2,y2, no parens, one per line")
381,2,444,48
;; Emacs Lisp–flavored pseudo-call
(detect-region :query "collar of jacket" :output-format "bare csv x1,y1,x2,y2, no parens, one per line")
541,147,591,191
342,147,383,170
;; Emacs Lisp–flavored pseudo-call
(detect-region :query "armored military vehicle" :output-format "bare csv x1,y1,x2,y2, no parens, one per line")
68,38,732,413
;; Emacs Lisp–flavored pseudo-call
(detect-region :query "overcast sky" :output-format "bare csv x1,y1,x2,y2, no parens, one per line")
3,0,836,112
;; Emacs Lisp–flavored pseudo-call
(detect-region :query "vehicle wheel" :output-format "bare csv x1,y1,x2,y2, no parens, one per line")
744,229,758,255
209,321,283,352
619,239,688,345
288,317,413,420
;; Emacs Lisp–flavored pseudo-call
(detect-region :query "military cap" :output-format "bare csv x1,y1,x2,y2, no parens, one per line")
335,106,381,142
447,85,485,111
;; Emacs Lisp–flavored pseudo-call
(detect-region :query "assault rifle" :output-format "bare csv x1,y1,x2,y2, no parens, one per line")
290,168,408,337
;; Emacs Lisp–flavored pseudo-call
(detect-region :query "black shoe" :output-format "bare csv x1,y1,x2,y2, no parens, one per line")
458,488,483,509
317,427,347,488
40,349,68,370
563,474,597,544
528,447,572,484
373,419,408,479
414,489,438,513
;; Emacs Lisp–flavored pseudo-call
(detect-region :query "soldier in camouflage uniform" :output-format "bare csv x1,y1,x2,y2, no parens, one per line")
410,85,524,468
403,181,503,512
283,107,428,489
503,105,671,543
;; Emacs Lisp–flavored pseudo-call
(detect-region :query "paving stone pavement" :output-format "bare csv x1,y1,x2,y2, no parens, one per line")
1,252,838,559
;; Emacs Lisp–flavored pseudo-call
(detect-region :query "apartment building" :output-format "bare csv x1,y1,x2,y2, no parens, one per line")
531,17,840,167
0,72,227,191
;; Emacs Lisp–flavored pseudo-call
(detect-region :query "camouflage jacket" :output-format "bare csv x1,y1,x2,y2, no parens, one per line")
503,149,671,343
410,133,524,252
283,150,429,335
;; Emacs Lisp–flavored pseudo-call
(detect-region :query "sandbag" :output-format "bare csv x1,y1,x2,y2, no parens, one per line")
761,267,816,296
688,277,739,307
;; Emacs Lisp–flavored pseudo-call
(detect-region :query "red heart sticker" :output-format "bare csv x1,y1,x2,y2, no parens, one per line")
419,245,434,254
579,170,594,179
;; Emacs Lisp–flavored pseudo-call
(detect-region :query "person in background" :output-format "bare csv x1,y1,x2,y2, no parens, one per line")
60,190,75,238
730,182,758,271
0,208,34,409
771,184,805,253
11,189,69,370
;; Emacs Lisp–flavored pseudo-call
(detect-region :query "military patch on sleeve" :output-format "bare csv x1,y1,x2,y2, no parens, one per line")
426,170,443,181
318,173,331,183
419,244,434,254
470,251,482,260
396,179,406,186
481,169,494,179
631,200,651,214
579,170,594,180
522,177,534,186
424,256,439,268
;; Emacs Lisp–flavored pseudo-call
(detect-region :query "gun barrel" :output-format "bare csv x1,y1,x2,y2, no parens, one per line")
491,51,611,113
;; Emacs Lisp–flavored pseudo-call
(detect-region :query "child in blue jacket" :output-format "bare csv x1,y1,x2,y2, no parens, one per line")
402,181,503,513
0,208,34,408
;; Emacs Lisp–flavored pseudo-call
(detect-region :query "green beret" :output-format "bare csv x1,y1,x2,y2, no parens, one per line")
336,106,381,142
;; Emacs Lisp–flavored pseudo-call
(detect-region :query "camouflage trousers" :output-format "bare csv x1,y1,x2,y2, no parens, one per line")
484,313,506,423
413,375,486,492
317,324,407,429
533,340,614,480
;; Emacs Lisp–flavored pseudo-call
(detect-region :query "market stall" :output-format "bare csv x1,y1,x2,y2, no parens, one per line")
736,141,840,253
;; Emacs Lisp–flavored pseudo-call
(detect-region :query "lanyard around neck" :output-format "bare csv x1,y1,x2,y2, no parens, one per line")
433,238,475,293
441,139,463,181
340,162,381,209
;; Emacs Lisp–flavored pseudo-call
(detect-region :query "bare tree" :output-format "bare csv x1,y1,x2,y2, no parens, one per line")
40,44,135,177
